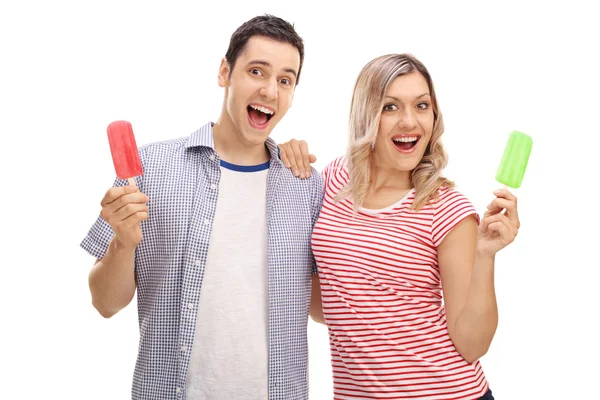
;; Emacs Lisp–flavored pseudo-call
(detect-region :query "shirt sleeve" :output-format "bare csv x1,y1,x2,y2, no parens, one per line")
310,168,325,275
431,188,480,247
79,174,144,260
320,156,344,187
311,157,345,274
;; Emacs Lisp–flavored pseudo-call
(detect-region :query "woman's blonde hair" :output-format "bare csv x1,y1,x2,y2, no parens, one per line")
335,53,454,211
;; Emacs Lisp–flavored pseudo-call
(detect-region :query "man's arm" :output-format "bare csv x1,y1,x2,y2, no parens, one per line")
89,238,137,318
88,184,148,318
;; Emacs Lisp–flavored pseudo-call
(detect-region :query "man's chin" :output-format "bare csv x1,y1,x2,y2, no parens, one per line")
240,129,271,146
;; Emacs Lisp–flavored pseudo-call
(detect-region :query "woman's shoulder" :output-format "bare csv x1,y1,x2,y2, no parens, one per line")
321,156,349,183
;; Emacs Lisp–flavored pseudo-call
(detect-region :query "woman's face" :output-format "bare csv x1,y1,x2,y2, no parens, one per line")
372,71,435,173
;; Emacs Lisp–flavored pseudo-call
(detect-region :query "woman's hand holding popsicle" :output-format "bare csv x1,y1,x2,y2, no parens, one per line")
476,130,532,256
476,188,520,257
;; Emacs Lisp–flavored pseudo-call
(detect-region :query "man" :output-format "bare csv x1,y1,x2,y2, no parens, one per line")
80,14,323,400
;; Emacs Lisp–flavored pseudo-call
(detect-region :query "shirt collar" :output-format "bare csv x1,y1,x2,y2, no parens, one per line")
185,122,282,164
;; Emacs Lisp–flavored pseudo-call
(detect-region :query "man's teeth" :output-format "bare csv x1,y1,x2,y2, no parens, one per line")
250,105,274,115
392,136,419,143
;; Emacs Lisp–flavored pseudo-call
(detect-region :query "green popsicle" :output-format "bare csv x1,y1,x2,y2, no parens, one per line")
495,131,532,188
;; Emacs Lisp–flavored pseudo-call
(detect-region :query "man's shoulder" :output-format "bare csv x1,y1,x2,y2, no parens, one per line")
138,122,214,160
277,163,323,190
269,164,323,216
308,165,324,187
138,136,189,159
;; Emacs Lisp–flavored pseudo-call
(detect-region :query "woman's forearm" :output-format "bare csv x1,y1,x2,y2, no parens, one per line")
451,251,498,363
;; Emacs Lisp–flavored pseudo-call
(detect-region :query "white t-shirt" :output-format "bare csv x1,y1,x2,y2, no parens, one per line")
185,159,270,400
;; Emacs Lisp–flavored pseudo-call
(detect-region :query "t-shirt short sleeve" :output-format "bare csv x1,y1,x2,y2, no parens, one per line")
79,176,141,259
431,188,480,247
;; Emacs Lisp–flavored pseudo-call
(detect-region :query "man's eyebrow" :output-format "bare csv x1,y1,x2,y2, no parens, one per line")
247,59,298,78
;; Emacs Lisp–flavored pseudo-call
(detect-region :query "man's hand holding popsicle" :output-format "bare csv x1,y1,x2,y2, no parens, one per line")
100,120,148,250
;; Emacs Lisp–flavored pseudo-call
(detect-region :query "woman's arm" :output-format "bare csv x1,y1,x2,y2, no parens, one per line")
438,189,520,363
310,275,326,324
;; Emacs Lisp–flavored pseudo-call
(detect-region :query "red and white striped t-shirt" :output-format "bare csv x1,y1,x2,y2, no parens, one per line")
311,157,489,400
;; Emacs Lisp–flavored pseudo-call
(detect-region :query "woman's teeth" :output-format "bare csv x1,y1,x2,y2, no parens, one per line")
392,136,418,143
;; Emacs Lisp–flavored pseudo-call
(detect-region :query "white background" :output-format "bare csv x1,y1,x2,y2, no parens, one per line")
1,1,599,399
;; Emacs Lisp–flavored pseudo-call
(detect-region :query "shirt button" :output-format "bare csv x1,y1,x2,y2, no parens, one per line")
210,184,217,190
203,219,210,225
181,345,187,352
194,259,202,267
209,155,215,161
176,387,181,394
188,303,194,309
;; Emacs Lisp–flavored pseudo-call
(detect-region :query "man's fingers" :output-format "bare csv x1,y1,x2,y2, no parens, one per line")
102,192,149,217
101,184,139,207
121,211,149,229
112,203,149,223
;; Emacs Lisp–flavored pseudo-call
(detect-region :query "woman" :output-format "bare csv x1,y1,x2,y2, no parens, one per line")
279,54,520,399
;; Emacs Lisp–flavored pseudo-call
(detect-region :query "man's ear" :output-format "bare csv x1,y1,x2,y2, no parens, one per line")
218,57,231,88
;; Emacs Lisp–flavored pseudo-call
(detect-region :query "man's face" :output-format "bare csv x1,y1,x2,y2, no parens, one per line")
218,35,300,146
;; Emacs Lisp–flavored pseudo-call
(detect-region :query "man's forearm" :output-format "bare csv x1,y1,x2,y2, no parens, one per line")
88,237,137,318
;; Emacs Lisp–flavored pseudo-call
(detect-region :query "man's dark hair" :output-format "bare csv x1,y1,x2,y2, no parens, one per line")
225,14,305,85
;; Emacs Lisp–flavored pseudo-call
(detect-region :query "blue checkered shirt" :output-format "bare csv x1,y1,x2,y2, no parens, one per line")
80,122,324,400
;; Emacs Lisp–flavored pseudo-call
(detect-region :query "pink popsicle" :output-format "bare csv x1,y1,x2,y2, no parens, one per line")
107,120,143,185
